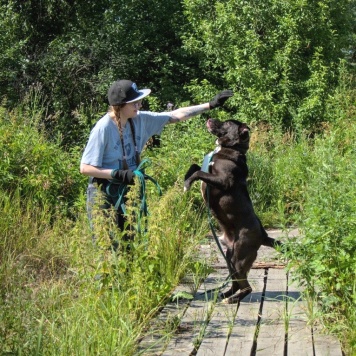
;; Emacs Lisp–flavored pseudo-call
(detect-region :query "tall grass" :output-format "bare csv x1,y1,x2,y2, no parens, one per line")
1,71,355,354
0,102,85,216
282,120,356,354
0,182,208,355
244,101,355,353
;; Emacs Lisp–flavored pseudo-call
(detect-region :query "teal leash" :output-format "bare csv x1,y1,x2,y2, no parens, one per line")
106,158,162,233
133,159,162,232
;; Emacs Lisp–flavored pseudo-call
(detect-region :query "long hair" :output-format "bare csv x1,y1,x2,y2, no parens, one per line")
109,105,140,169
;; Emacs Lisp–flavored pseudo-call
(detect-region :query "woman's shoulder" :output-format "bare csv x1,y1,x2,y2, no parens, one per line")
93,113,114,130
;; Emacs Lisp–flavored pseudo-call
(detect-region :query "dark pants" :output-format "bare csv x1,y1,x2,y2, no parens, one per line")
86,178,128,249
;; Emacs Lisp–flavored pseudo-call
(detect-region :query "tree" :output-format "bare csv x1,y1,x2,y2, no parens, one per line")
182,0,355,130
0,0,199,146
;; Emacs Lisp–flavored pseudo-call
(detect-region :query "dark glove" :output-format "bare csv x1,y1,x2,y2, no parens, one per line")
209,90,233,109
111,169,135,184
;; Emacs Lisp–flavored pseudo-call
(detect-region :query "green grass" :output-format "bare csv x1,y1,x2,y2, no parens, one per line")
245,118,355,355
0,184,209,355
1,77,355,354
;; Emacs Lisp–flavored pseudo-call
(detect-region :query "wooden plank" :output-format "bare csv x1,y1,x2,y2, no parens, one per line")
162,270,226,355
196,302,238,356
287,312,314,355
266,228,300,239
224,269,266,355
286,280,314,356
137,282,195,355
286,278,343,356
256,269,287,355
313,330,343,356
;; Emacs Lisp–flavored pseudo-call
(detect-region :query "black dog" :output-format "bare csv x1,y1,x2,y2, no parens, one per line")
184,118,282,304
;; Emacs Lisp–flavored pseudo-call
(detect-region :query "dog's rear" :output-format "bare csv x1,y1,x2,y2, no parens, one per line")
184,118,281,304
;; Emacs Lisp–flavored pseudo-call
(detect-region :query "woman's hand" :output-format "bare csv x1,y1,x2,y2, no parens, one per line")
111,169,135,184
209,90,233,109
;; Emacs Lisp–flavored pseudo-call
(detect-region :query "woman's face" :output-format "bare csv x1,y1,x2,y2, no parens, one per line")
120,100,142,119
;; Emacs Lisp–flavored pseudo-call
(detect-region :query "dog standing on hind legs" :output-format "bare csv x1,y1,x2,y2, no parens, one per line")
184,118,282,304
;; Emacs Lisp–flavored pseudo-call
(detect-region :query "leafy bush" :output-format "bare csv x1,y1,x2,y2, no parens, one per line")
183,0,354,131
144,115,214,194
283,118,356,353
0,104,86,215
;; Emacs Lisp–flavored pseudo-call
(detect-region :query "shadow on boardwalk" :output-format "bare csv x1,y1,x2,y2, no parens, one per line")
137,229,343,356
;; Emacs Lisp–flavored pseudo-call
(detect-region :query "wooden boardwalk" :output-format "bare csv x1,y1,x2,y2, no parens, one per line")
137,229,343,356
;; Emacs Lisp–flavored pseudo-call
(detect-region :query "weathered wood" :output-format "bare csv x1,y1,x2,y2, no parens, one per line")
137,279,196,355
255,269,287,355
137,229,343,356
252,261,285,269
286,277,343,356
313,330,343,356
287,317,314,355
286,280,314,356
224,269,266,355
196,302,237,356
162,270,226,355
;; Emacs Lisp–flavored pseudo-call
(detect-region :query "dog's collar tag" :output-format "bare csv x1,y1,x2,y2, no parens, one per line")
201,146,221,172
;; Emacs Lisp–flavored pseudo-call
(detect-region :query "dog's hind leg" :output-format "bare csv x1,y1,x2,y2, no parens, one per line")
219,248,239,299
221,247,257,304
221,270,252,304
220,249,255,304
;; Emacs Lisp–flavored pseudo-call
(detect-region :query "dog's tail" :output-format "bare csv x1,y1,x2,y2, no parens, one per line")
262,236,283,249
259,219,283,249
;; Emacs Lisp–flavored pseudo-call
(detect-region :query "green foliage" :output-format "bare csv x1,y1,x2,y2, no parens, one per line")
0,0,199,146
0,103,85,214
143,116,214,195
0,189,79,354
0,1,26,106
283,118,356,353
1,0,353,146
183,0,355,131
0,182,207,354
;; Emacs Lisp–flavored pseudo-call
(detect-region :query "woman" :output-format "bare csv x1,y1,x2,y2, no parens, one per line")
80,79,232,244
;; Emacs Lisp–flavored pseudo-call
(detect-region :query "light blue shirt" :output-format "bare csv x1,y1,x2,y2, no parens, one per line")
81,111,171,170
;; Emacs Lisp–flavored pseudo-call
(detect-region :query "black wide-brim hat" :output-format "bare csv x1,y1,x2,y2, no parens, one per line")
108,79,151,105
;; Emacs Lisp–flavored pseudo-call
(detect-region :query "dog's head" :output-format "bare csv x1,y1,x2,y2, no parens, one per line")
206,118,250,153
